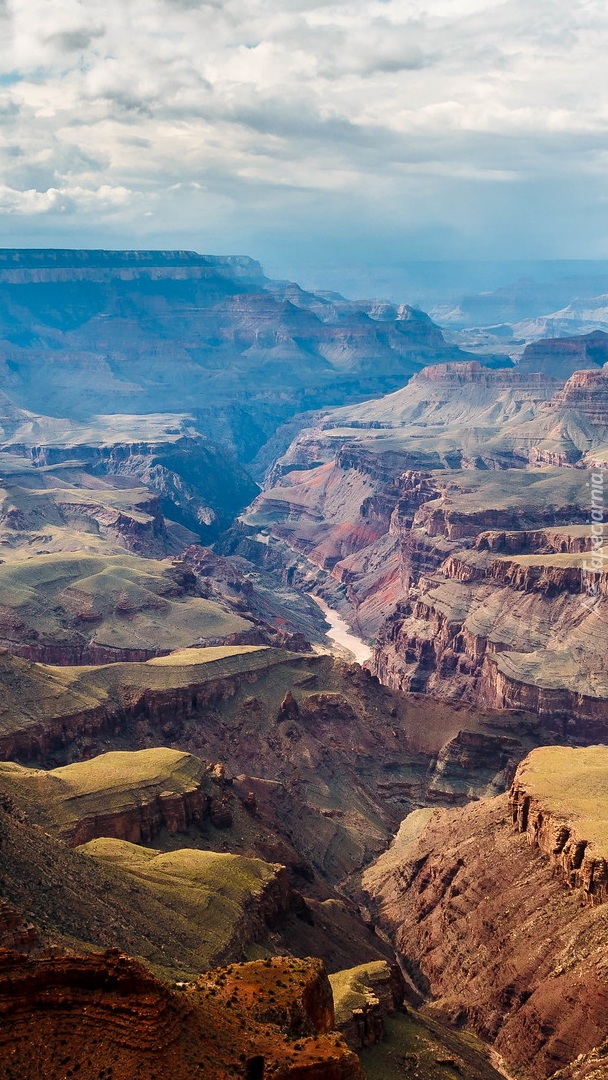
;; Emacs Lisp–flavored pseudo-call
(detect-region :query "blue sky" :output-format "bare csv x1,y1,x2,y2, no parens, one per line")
0,0,607,291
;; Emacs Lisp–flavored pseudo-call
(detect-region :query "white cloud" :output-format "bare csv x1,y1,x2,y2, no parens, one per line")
0,0,606,258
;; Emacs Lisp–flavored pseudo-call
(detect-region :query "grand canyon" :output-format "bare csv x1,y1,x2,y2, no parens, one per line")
1,248,608,1080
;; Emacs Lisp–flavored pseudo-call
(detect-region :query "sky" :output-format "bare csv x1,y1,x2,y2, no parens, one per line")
0,0,608,289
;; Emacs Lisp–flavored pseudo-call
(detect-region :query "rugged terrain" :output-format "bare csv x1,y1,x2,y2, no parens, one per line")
232,362,608,721
0,552,260,663
0,948,363,1080
0,248,476,468
363,746,608,1079
0,644,551,876
3,250,608,1079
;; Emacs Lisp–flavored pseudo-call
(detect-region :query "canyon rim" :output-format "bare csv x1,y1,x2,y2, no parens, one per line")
1,0,608,1076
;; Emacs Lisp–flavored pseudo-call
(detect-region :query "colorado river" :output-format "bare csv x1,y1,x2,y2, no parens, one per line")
309,595,373,666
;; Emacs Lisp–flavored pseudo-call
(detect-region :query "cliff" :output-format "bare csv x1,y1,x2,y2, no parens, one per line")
0,772,392,978
518,330,608,380
362,748,608,1078
0,249,473,468
329,960,405,1049
0,748,216,845
374,518,608,732
0,407,258,544
0,646,556,881
238,364,608,692
0,947,363,1080
509,746,608,905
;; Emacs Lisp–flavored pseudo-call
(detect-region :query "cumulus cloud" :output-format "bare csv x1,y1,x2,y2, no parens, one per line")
0,0,606,262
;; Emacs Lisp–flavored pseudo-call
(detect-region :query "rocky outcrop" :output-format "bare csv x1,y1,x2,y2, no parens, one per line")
509,746,608,906
329,960,405,1049
373,504,608,728
0,552,259,665
0,647,551,889
0,947,364,1080
518,330,608,379
0,249,474,472
0,903,39,953
0,748,222,846
362,750,608,1079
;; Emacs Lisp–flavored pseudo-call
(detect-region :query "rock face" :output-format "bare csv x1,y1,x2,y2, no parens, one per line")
0,646,554,882
178,544,328,649
0,249,474,468
374,518,608,731
329,960,405,1049
0,748,216,845
509,746,608,906
0,409,258,544
0,751,393,977
0,552,259,664
235,361,608,717
518,330,608,380
0,947,363,1080
362,748,608,1079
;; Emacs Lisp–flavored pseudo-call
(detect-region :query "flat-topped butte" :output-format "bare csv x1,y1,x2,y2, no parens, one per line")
0,747,207,830
0,644,291,738
513,745,608,863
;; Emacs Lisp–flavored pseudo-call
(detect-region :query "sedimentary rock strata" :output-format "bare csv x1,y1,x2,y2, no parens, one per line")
363,748,608,1078
510,746,608,905
0,948,363,1080
237,364,608,722
0,747,215,845
0,646,551,878
0,552,257,663
329,960,405,1049
0,249,472,470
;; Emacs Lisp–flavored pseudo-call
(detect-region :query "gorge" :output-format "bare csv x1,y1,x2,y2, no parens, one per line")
1,250,608,1080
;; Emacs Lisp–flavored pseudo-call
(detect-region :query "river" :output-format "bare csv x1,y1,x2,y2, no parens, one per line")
309,595,373,666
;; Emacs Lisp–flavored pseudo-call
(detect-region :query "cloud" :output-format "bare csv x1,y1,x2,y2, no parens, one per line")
0,0,606,265
0,182,132,214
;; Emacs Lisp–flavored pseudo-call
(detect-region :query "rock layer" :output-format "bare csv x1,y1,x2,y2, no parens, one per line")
363,750,608,1078
0,948,363,1080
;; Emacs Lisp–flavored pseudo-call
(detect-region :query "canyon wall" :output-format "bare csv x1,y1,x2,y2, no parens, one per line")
363,747,608,1079
236,363,608,720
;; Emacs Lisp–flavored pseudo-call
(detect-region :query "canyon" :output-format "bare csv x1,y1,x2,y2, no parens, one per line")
236,361,608,726
0,948,364,1080
363,746,608,1080
2,249,608,1079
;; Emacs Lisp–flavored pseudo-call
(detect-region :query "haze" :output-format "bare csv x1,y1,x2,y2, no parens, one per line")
1,0,607,293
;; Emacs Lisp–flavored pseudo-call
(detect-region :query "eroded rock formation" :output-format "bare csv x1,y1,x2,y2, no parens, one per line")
0,948,364,1080
363,747,608,1079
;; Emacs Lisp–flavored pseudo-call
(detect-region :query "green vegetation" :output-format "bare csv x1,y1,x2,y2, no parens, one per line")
516,746,608,859
360,1009,504,1080
329,961,392,1026
79,839,280,968
0,466,176,562
0,551,250,651
0,644,299,737
0,748,207,829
